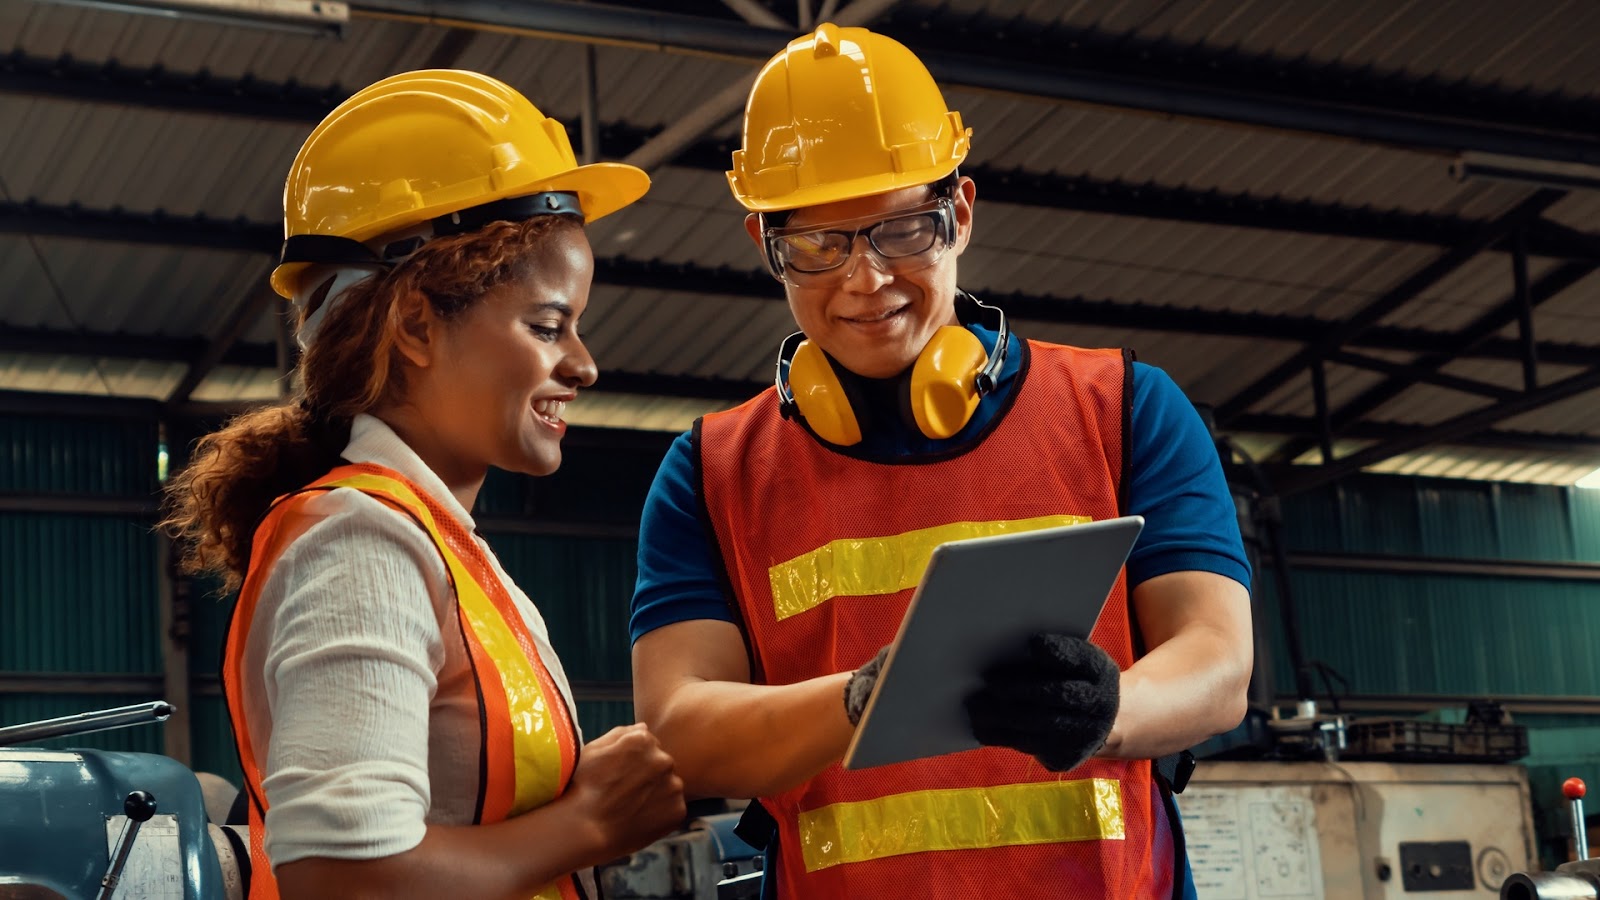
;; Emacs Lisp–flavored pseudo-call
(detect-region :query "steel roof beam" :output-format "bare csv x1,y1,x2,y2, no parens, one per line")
1214,189,1567,425
164,280,280,406
343,0,1600,163
1268,260,1599,464
1325,350,1517,402
1228,413,1599,456
1331,260,1598,429
1274,363,1600,494
3,386,1586,463
5,241,1600,369
6,60,1600,257
0,199,277,251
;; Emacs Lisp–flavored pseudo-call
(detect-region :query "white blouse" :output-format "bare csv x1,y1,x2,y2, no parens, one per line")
240,413,580,868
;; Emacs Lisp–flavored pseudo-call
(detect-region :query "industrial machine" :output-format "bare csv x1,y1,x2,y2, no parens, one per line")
0,701,246,900
1500,778,1600,900
1179,760,1537,900
0,700,765,900
595,806,764,900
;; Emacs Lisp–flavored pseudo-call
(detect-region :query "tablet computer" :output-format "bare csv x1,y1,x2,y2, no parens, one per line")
841,515,1144,771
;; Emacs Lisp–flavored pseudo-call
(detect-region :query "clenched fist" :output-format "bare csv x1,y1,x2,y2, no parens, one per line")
564,723,686,863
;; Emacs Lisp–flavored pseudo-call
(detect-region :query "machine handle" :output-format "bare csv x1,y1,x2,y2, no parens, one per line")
97,791,158,900
1569,779,1590,862
0,701,174,748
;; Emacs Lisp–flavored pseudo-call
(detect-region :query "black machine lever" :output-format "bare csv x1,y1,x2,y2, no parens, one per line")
97,790,158,900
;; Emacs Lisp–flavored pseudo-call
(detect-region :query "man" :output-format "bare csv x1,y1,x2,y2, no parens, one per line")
631,23,1252,898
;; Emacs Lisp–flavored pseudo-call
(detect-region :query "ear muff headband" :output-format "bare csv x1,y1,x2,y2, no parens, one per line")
775,291,1009,446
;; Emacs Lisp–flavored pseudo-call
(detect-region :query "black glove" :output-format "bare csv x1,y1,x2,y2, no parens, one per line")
964,633,1120,772
843,645,890,726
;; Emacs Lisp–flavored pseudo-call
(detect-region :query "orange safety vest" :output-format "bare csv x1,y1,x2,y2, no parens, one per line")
698,342,1170,898
223,463,583,900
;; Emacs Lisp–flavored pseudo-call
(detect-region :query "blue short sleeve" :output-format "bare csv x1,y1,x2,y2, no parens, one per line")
1125,362,1252,590
630,431,736,643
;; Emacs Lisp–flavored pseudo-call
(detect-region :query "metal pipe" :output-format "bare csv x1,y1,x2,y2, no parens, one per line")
0,701,174,748
1500,872,1597,900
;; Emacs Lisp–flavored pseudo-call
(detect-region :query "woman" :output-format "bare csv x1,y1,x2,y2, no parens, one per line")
163,70,683,900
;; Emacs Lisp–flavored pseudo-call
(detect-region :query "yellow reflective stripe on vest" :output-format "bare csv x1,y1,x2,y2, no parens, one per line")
322,472,563,814
767,514,1090,621
797,779,1125,872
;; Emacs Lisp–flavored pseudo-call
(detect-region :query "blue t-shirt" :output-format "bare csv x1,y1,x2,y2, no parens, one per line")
630,325,1251,643
630,324,1229,900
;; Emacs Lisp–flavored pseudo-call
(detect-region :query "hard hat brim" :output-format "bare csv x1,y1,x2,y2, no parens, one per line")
727,157,962,214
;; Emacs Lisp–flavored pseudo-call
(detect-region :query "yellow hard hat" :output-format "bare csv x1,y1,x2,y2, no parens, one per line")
271,69,649,298
728,24,970,213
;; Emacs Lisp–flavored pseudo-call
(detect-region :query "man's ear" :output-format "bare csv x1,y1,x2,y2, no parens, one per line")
390,288,439,369
952,175,977,254
744,212,764,249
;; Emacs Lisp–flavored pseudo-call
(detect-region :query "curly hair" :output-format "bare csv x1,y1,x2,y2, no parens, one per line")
162,214,581,589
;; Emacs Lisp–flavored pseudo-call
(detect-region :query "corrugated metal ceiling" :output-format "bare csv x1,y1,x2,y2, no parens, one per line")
1,0,1597,484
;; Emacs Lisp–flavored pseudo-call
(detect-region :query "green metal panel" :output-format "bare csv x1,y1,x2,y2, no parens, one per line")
1415,482,1500,558
472,439,674,525
1285,474,1600,563
0,513,160,673
577,701,637,740
1495,482,1577,562
1280,484,1343,552
1266,569,1600,697
475,466,533,517
0,415,158,495
1336,479,1424,555
186,581,236,677
190,694,243,786
484,533,637,683
0,693,166,753
1570,488,1600,564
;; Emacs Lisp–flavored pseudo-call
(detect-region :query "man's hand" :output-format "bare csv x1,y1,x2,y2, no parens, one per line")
964,633,1120,772
843,645,890,726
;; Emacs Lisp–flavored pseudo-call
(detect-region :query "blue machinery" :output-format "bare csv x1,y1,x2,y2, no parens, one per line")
0,701,758,900
0,701,246,899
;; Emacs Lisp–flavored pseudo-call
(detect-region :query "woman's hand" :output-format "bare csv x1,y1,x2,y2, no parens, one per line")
563,723,687,862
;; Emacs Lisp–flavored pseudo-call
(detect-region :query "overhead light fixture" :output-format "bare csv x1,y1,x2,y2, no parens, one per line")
1577,466,1600,489
1451,150,1600,193
33,0,348,38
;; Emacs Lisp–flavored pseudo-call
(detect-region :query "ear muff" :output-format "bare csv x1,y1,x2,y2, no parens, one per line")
787,339,865,446
908,325,989,439
774,290,1009,446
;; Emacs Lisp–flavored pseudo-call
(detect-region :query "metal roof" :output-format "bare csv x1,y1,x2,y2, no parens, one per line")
2,0,1598,489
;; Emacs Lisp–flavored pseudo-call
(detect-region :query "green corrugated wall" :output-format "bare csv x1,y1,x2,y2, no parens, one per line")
0,415,167,758
1274,474,1600,858
1277,475,1600,697
13,411,1600,842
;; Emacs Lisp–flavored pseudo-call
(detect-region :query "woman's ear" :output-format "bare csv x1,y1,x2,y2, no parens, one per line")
390,287,439,369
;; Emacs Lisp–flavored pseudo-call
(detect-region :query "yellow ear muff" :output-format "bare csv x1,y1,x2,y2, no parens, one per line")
908,325,989,439
788,339,864,446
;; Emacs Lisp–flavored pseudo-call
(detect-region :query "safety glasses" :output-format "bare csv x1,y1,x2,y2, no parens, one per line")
761,197,957,286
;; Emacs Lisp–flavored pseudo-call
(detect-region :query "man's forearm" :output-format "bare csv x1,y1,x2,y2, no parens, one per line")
1100,623,1251,760
647,673,855,799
